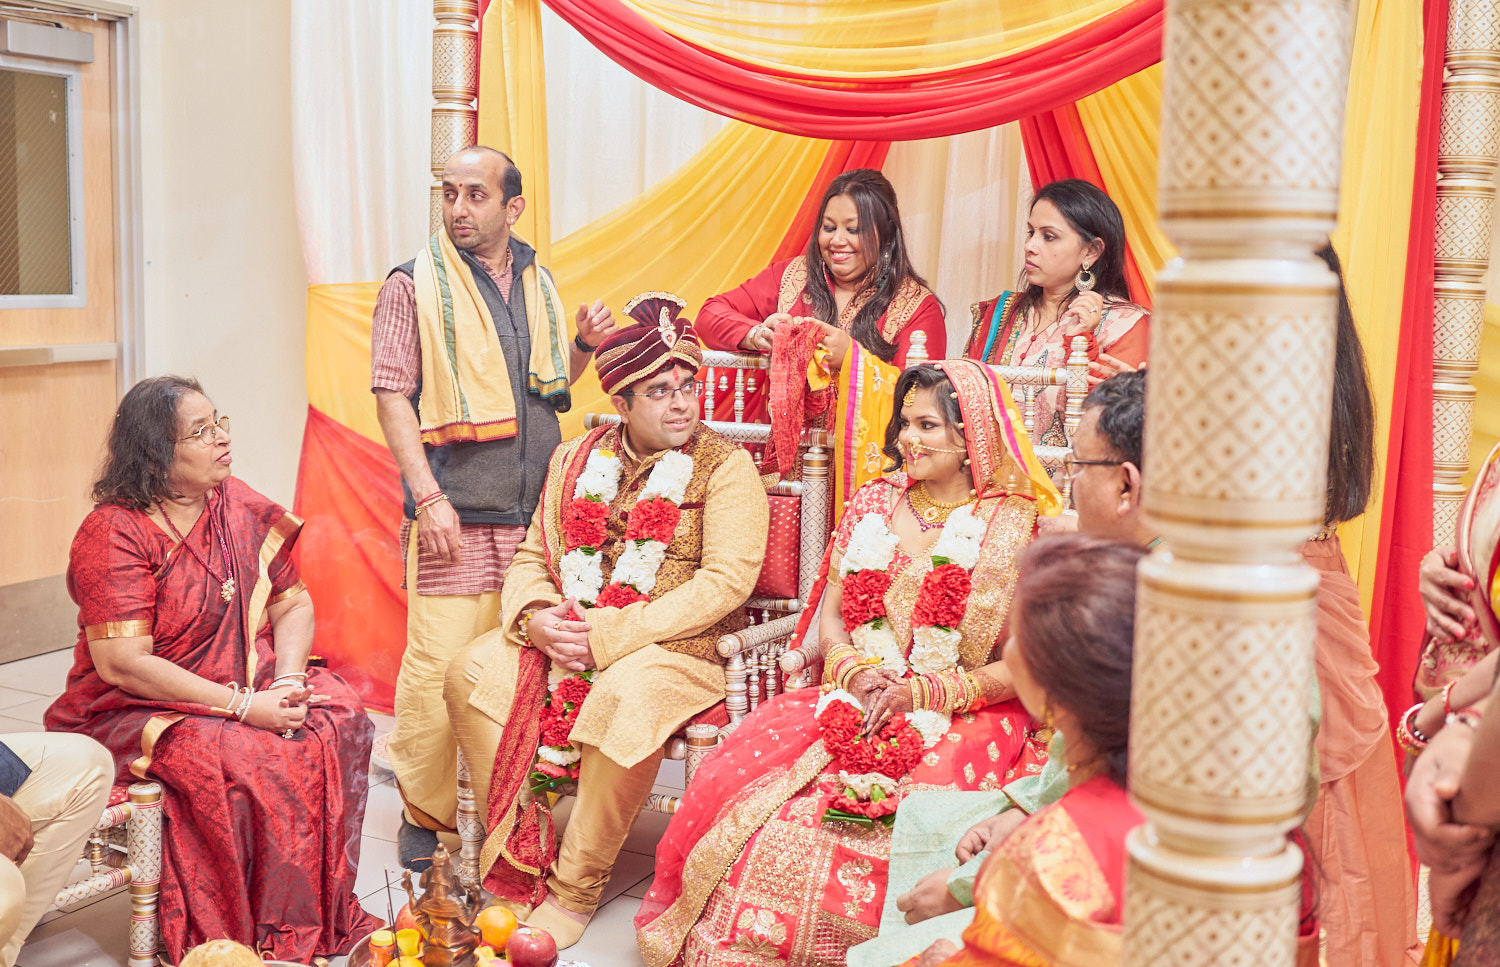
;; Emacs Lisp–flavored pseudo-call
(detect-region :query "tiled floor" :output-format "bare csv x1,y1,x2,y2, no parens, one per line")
7,648,669,967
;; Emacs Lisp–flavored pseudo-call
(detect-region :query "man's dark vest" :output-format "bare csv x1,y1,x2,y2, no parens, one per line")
391,235,565,527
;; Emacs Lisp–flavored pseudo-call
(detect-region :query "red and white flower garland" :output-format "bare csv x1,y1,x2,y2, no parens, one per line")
532,443,694,793
820,502,987,821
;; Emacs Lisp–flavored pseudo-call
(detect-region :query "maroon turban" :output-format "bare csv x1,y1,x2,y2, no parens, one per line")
595,292,703,396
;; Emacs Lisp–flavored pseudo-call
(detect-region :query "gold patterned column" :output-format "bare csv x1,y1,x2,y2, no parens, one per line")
431,0,480,233
1123,1,1353,963
1434,0,1500,542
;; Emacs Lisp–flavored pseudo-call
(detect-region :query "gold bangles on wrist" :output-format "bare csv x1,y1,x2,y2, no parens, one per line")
824,641,880,692
413,490,450,517
910,669,986,715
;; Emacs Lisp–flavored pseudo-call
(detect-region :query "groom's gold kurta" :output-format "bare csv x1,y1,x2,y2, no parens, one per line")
459,422,766,764
447,420,768,911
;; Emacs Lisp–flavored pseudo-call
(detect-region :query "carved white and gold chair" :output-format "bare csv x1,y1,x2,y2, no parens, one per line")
46,780,164,967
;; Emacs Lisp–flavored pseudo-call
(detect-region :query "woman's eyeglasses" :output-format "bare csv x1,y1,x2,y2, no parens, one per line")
178,416,231,446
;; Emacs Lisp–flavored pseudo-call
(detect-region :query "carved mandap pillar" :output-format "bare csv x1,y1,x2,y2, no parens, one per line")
1434,0,1500,542
431,0,480,233
1123,1,1353,963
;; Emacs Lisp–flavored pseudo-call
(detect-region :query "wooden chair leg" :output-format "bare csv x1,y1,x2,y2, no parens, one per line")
455,754,484,890
126,781,163,967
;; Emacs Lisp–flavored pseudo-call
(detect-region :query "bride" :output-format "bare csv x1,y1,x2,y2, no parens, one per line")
635,359,1062,967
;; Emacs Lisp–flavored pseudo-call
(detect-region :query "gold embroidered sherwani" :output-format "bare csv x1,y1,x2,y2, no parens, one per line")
446,421,767,913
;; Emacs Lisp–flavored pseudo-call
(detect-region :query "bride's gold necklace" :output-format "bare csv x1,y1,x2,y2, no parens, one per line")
907,481,974,528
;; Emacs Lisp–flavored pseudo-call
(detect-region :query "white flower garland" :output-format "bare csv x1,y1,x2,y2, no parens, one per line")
835,501,990,736
557,444,694,606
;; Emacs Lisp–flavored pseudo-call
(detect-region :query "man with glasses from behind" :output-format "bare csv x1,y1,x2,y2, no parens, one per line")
1064,370,1156,548
444,294,769,948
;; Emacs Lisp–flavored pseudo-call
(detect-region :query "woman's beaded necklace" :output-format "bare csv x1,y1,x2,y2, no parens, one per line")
157,496,236,603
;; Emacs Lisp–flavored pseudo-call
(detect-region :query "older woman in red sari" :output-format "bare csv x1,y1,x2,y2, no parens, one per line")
635,360,1062,967
965,180,1149,448
44,376,380,962
695,168,945,505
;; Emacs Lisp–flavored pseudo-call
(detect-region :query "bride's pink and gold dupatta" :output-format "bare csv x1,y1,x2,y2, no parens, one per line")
635,361,1061,967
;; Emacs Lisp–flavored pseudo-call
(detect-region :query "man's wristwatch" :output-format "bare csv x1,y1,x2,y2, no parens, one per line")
574,334,596,354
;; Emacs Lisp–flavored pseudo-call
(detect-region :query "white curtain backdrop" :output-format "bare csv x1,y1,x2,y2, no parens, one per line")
290,0,432,286
286,2,1030,351
540,5,727,238
885,126,1033,353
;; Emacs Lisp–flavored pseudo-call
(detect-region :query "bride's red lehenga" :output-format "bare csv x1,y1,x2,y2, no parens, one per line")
636,360,1061,967
44,476,381,963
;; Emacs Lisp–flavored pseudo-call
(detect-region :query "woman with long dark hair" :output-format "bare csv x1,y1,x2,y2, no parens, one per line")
965,179,1149,447
1299,242,1416,965
44,376,380,962
695,168,945,507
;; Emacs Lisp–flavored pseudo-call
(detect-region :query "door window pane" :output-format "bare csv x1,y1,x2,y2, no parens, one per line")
0,68,71,295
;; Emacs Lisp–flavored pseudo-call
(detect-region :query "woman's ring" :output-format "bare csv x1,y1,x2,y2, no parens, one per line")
282,729,295,739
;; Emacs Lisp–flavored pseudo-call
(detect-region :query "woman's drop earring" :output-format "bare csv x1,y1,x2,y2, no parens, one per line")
1074,261,1095,292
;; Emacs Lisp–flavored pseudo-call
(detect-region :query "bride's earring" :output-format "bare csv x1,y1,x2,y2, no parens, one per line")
1074,261,1095,292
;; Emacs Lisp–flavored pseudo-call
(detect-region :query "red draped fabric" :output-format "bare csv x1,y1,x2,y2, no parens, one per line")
292,406,406,713
1367,0,1444,765
541,0,1164,139
1018,106,1153,309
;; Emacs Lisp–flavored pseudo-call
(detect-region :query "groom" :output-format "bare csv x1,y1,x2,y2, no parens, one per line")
445,294,768,947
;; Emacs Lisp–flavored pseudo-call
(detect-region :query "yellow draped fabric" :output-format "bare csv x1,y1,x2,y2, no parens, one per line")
1473,303,1500,481
305,282,385,444
478,0,553,264
1075,64,1175,296
1063,0,1421,609
623,0,1137,77
1329,0,1425,606
549,123,838,436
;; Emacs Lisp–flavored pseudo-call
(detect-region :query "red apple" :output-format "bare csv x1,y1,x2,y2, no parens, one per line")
506,924,559,967
393,901,424,938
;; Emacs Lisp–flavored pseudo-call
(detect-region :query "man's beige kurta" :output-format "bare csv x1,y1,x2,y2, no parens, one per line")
464,423,768,768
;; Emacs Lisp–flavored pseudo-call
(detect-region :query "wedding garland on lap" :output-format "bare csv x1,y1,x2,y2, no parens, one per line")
529,444,694,794
817,504,988,825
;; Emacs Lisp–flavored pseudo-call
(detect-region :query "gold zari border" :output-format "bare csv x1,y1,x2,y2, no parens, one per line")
85,620,152,641
637,743,834,967
268,580,308,606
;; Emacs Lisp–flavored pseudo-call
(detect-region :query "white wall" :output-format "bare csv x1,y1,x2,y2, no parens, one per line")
136,0,307,505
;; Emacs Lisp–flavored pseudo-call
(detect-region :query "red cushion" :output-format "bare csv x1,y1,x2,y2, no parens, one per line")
107,784,131,806
752,493,800,599
686,702,730,730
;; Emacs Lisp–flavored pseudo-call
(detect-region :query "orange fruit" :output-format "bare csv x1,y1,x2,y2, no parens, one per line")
475,903,520,949
394,958,425,967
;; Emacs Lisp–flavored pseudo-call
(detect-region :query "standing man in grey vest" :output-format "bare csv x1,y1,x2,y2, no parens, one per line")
371,146,615,864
